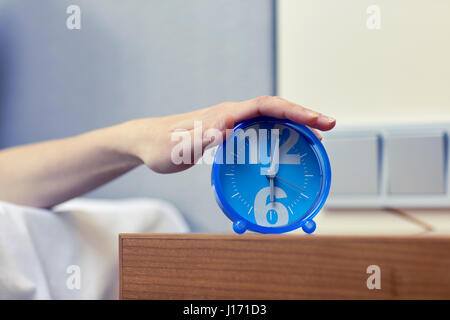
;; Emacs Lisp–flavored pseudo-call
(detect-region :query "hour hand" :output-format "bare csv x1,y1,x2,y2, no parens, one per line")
269,176,275,202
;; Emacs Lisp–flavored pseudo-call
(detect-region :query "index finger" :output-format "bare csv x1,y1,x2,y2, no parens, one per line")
231,96,336,131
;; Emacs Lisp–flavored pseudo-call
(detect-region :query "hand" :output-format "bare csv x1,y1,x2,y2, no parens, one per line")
119,96,336,174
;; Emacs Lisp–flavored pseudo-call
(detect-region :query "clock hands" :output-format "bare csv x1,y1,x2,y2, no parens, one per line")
269,177,275,202
274,175,306,192
261,130,306,201
264,131,279,202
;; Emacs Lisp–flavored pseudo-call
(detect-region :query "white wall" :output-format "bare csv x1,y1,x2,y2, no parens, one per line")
277,0,450,126
0,0,275,232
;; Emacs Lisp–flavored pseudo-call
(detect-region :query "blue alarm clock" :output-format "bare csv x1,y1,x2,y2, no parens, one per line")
211,116,331,234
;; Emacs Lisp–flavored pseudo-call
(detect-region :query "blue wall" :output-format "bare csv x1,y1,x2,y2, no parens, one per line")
0,0,275,232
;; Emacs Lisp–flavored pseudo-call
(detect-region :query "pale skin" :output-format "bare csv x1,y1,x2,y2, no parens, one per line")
0,96,335,208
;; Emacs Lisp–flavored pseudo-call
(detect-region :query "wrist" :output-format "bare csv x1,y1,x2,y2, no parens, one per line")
99,120,145,167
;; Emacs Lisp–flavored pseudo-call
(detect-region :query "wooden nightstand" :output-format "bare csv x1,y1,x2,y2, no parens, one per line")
119,233,450,299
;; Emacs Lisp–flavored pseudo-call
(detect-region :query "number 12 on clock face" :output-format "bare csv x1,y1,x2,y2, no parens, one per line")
211,116,331,234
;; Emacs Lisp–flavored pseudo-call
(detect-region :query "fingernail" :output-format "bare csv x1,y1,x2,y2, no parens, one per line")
307,111,319,118
323,115,335,123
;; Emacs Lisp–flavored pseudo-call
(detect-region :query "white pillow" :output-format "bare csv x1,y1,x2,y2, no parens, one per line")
0,198,189,299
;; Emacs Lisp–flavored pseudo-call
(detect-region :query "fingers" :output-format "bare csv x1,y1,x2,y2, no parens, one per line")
308,127,322,140
235,96,336,131
215,114,235,136
198,114,235,155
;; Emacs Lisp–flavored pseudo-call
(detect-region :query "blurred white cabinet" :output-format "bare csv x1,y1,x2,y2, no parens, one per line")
385,133,445,194
324,126,450,208
325,135,379,195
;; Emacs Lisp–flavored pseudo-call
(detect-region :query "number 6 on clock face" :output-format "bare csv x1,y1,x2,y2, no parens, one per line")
211,116,331,234
254,186,289,227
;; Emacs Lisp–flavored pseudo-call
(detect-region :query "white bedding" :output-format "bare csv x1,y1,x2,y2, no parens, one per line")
0,198,189,299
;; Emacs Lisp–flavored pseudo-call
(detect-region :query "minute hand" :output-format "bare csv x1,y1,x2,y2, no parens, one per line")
265,131,280,202
274,175,305,192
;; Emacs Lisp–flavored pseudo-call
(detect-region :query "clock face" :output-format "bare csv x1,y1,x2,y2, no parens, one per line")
211,117,331,234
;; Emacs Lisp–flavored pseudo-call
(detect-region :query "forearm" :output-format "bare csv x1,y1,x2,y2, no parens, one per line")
0,121,143,208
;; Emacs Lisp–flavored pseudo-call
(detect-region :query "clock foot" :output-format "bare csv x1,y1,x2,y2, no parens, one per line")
302,220,316,234
233,220,247,234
